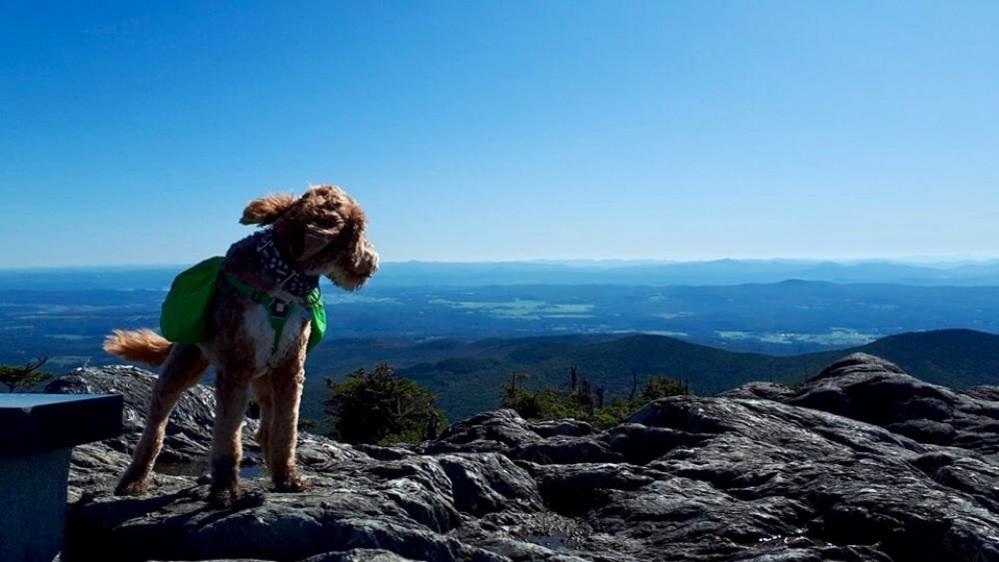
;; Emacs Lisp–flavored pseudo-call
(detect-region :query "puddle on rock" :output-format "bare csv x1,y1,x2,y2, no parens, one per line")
154,450,265,480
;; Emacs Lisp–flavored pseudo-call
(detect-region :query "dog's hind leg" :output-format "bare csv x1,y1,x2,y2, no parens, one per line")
115,343,209,496
250,374,273,464
208,368,253,508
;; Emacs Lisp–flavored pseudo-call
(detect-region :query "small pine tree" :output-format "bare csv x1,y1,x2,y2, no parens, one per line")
639,376,691,402
0,358,53,393
498,369,692,429
324,363,446,445
500,372,541,418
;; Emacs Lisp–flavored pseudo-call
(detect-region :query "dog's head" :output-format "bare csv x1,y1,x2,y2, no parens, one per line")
241,185,379,291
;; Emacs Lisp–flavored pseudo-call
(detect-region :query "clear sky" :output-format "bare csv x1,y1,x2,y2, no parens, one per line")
2,1,997,267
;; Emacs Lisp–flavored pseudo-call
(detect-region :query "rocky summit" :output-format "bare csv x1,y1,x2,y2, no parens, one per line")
52,354,999,562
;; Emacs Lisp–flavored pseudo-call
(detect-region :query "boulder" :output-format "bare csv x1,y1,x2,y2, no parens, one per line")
56,356,999,561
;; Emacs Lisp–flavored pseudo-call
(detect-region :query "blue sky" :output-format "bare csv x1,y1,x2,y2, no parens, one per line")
2,1,997,267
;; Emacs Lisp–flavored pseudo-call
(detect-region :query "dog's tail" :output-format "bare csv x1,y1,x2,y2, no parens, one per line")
103,329,173,367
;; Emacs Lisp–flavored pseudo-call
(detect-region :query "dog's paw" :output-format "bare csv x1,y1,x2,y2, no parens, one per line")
207,485,245,509
114,477,149,496
274,474,311,493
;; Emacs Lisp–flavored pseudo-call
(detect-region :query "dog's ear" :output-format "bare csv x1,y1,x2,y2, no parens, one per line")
299,222,344,261
240,194,297,226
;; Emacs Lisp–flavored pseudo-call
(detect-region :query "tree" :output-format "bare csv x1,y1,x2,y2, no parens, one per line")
501,370,593,421
640,376,691,402
324,363,446,445
499,367,692,429
500,372,540,418
0,358,53,393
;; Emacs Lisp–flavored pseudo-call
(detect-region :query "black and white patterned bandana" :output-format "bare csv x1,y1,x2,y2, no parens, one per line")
254,230,320,298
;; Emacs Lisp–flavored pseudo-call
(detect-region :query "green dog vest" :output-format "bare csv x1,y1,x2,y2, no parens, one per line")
160,256,326,352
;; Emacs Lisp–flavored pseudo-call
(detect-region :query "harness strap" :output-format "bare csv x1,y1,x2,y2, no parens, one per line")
221,269,326,354
222,271,291,352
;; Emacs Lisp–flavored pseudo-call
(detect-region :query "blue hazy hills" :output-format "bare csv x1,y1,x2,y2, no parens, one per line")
4,258,999,290
1,259,997,421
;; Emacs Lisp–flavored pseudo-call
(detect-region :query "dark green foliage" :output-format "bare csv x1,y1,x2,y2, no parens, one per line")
324,363,446,445
501,367,691,429
0,358,53,393
500,372,538,418
591,396,640,429
640,376,691,402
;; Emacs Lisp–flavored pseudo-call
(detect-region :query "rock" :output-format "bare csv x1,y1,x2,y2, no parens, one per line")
787,353,999,455
300,551,418,562
529,419,595,438
599,423,708,465
427,409,541,455
717,381,796,402
151,554,414,562
57,357,999,561
49,365,220,462
511,437,623,465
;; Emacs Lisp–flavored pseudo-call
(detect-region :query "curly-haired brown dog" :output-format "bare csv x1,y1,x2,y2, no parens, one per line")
103,185,378,507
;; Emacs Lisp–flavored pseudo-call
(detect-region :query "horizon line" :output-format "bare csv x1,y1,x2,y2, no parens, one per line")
2,255,999,272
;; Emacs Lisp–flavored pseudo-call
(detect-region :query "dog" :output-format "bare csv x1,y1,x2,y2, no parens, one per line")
103,185,378,507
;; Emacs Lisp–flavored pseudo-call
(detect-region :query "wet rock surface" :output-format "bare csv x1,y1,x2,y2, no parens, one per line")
56,354,999,561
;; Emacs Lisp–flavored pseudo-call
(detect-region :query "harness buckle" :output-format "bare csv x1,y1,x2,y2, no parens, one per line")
269,299,289,319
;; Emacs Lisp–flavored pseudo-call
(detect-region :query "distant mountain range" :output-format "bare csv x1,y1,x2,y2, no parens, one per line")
3,258,999,290
299,329,999,422
372,259,999,287
2,262,995,424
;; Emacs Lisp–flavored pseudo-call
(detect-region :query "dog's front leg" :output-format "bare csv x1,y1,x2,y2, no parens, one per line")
208,368,253,508
267,341,310,492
